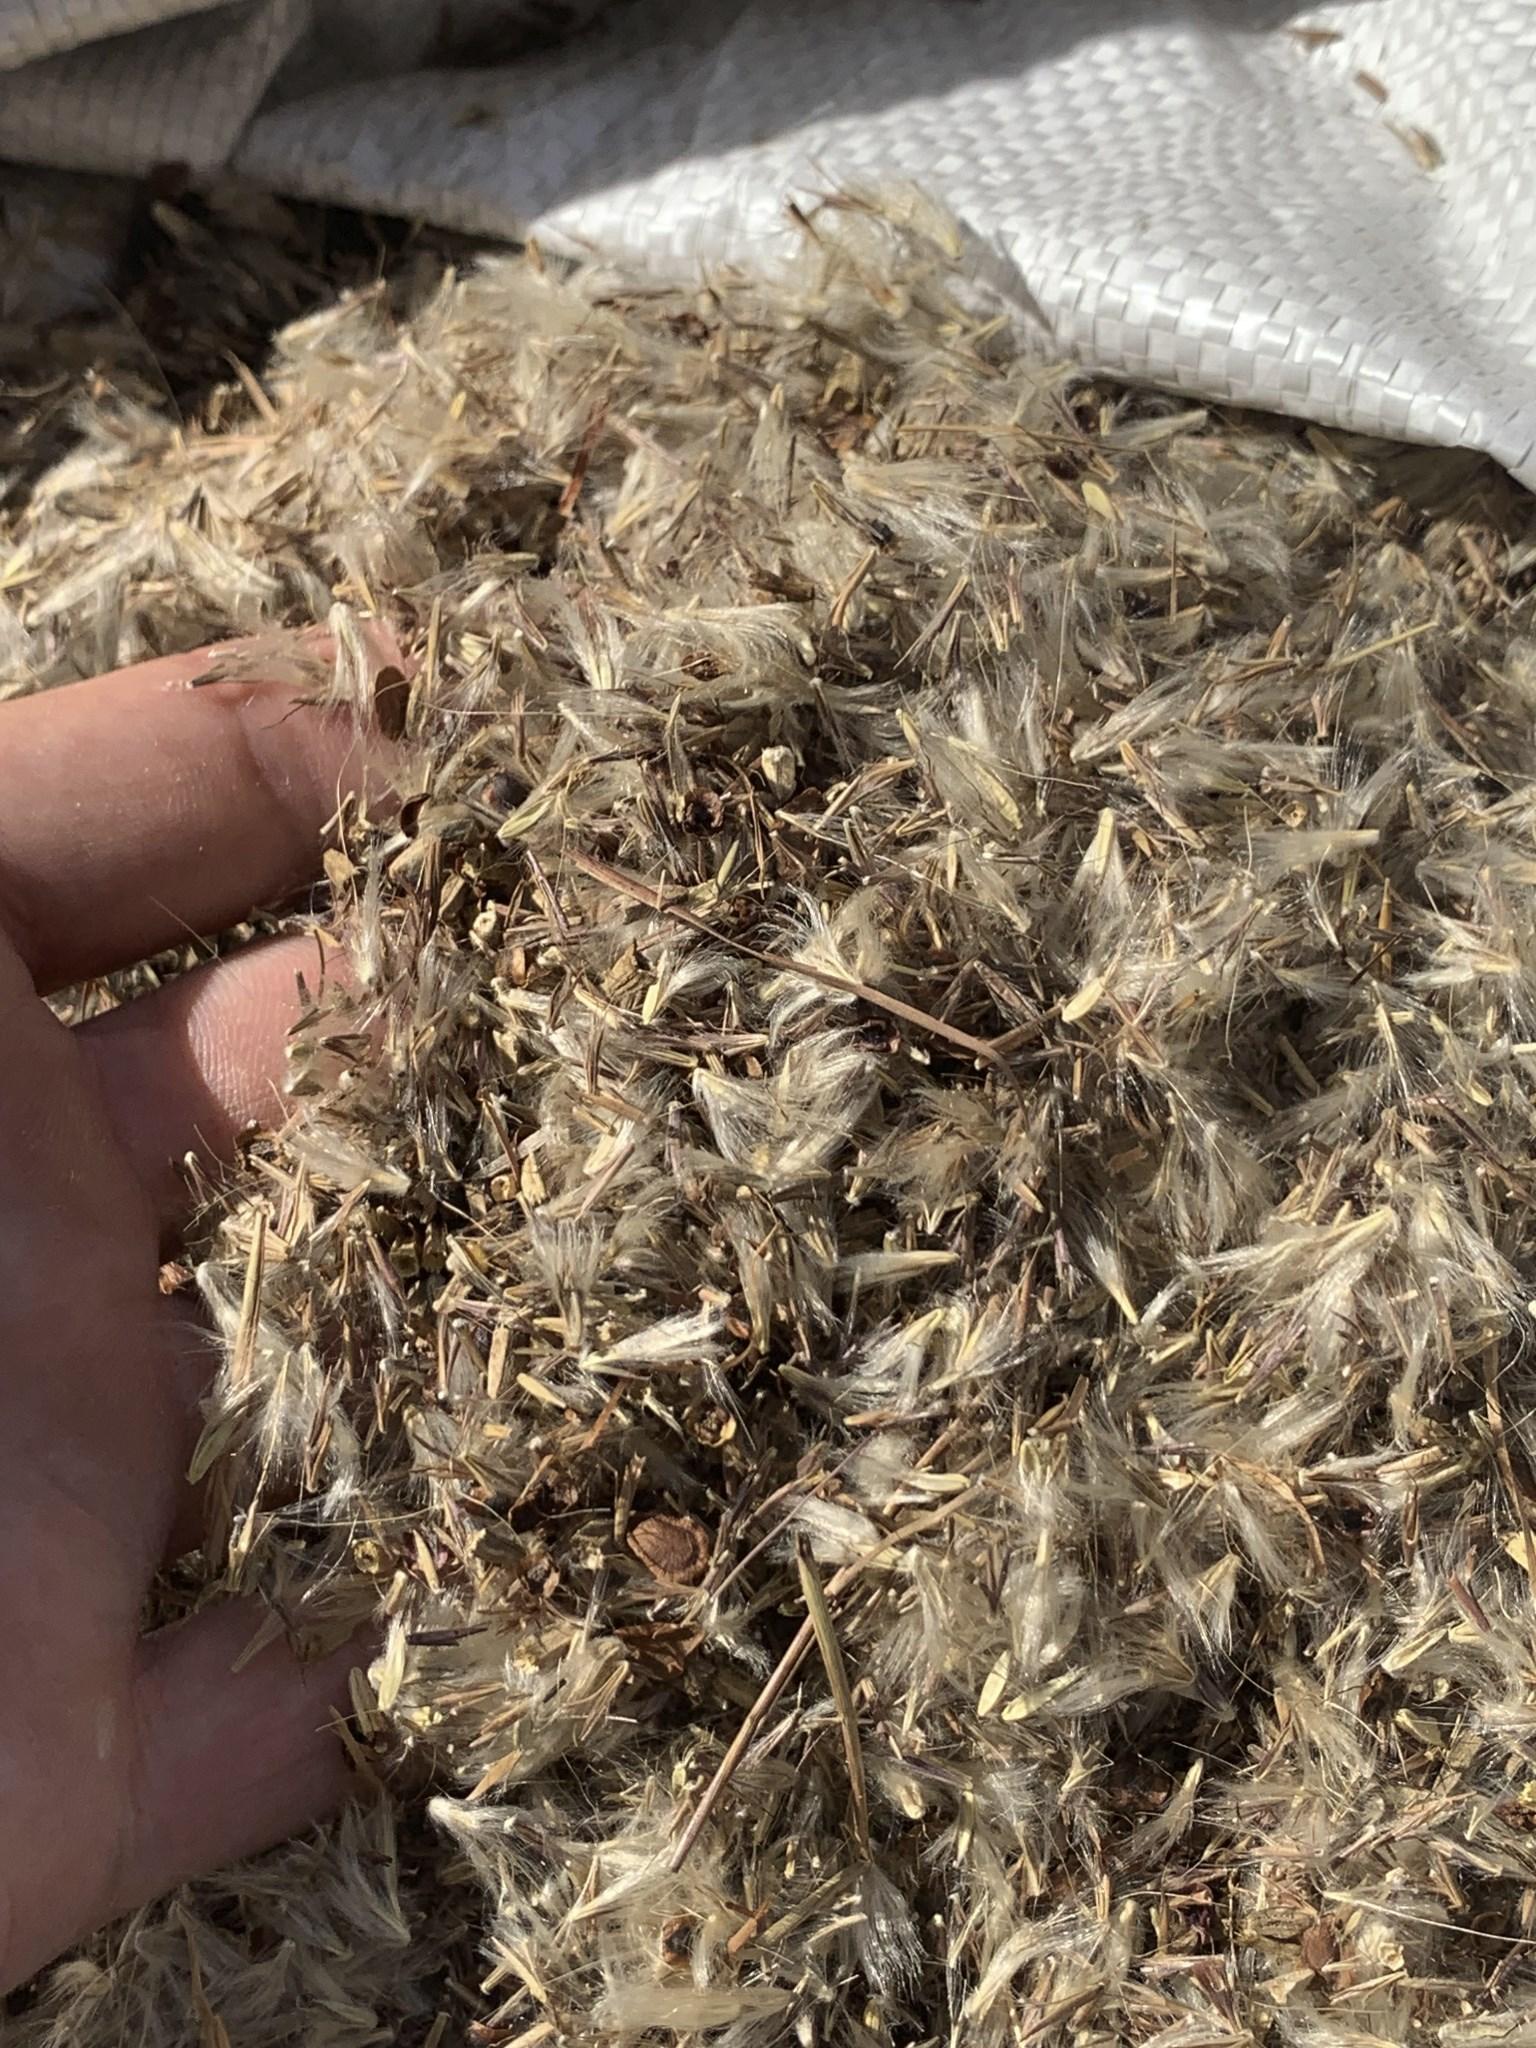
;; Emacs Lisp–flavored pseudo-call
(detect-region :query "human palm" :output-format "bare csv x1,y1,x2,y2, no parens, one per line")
0,648,384,1991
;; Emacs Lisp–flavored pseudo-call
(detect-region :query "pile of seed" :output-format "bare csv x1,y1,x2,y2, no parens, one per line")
8,201,1536,2048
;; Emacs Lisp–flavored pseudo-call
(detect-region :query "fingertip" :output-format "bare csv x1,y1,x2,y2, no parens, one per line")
0,630,403,991
163,622,408,807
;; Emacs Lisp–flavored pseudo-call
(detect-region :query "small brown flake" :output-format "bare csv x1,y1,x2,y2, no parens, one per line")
679,787,727,834
372,662,411,740
1300,1917,1339,1976
627,1512,711,1585
659,1916,696,1969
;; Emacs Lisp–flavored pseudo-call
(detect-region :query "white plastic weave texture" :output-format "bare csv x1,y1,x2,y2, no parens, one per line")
3,1,1535,484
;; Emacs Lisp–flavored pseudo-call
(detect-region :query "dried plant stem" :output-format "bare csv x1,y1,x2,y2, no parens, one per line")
796,1543,870,1854
667,1614,817,1873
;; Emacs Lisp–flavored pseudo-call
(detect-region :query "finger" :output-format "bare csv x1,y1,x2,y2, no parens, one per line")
152,1295,231,1563
0,641,395,995
0,942,157,1289
124,1606,366,1926
0,935,209,1539
77,929,348,1247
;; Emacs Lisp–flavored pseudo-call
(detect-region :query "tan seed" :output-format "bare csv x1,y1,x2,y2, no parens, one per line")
627,1513,710,1586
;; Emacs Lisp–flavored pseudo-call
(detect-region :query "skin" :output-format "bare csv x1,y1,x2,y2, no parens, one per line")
0,647,392,1994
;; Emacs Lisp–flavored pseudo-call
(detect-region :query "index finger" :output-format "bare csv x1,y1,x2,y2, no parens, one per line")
0,641,396,994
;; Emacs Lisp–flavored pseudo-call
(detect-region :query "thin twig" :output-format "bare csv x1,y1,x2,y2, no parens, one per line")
670,1484,979,1869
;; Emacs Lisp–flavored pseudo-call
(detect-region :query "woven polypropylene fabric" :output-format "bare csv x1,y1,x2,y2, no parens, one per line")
0,0,306,176
0,0,224,74
4,1,1536,484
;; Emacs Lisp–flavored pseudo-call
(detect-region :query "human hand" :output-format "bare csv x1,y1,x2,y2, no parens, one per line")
0,647,389,1992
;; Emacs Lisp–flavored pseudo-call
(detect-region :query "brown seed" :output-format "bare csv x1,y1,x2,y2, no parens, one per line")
627,1512,710,1585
